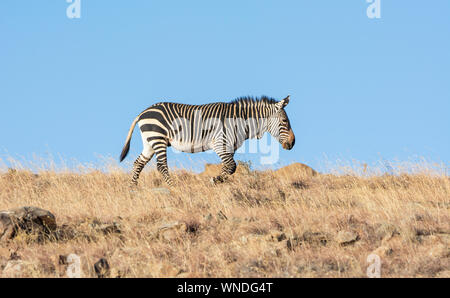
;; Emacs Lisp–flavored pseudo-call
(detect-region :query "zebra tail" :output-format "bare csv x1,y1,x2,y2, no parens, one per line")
120,115,140,162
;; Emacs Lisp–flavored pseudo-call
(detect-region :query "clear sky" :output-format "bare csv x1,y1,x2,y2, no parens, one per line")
0,1,449,172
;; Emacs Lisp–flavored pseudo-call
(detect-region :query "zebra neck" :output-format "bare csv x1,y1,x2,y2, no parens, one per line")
227,101,270,140
246,120,268,140
242,104,269,140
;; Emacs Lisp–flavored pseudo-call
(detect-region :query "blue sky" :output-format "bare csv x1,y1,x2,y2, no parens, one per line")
0,1,449,172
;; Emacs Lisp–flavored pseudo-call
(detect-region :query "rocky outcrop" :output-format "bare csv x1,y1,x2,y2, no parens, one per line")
273,163,317,178
0,207,57,242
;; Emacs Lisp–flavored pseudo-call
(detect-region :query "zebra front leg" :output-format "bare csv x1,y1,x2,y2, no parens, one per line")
154,146,174,186
212,152,236,184
131,152,154,186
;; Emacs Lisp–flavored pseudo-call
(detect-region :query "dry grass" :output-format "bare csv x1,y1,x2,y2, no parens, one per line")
0,161,449,278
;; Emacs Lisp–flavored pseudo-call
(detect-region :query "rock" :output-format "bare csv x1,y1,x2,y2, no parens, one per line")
285,237,299,250
156,222,187,241
301,231,329,245
92,222,121,235
2,255,39,278
336,230,359,246
0,206,56,242
375,223,400,242
0,213,15,241
54,224,78,241
265,231,287,242
94,258,110,278
59,255,69,265
2,260,24,277
58,254,82,278
372,245,393,257
291,180,309,189
273,163,317,178
287,232,329,250
286,237,299,250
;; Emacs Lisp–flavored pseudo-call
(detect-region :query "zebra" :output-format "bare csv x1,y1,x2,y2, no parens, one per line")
119,95,295,186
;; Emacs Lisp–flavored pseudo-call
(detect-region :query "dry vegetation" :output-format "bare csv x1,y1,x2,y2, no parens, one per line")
0,161,449,278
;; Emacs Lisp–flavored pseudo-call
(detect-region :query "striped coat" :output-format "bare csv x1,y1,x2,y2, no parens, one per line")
120,95,295,186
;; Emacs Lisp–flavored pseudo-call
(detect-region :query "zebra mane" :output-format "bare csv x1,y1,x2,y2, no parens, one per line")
229,95,278,105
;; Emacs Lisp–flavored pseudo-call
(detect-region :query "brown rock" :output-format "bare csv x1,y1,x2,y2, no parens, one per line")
287,231,329,250
54,224,78,241
336,230,359,246
0,207,56,242
1,258,39,278
94,258,110,278
92,222,121,235
301,231,329,246
273,163,318,178
59,255,69,265
0,213,15,241
375,223,400,242
156,222,187,241
265,231,287,242
2,260,24,278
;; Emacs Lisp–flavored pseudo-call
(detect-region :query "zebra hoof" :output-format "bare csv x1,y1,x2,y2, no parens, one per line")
211,176,225,185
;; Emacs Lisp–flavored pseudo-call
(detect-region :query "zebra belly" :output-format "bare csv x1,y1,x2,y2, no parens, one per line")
170,139,212,153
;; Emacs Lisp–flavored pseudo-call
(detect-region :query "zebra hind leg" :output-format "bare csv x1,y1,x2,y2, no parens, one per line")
131,152,154,186
212,153,236,184
155,147,174,186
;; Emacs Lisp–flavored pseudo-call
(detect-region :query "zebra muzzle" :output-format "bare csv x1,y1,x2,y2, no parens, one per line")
282,142,293,150
282,130,295,150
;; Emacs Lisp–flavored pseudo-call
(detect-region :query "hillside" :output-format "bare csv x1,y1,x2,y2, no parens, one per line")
0,164,448,277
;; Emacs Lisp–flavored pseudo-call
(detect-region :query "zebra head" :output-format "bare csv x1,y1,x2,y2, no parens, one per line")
267,95,295,150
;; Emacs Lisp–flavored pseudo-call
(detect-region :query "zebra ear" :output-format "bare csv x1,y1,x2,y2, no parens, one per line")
276,95,290,110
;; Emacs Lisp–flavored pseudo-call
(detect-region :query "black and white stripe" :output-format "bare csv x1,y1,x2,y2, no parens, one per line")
120,95,295,186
